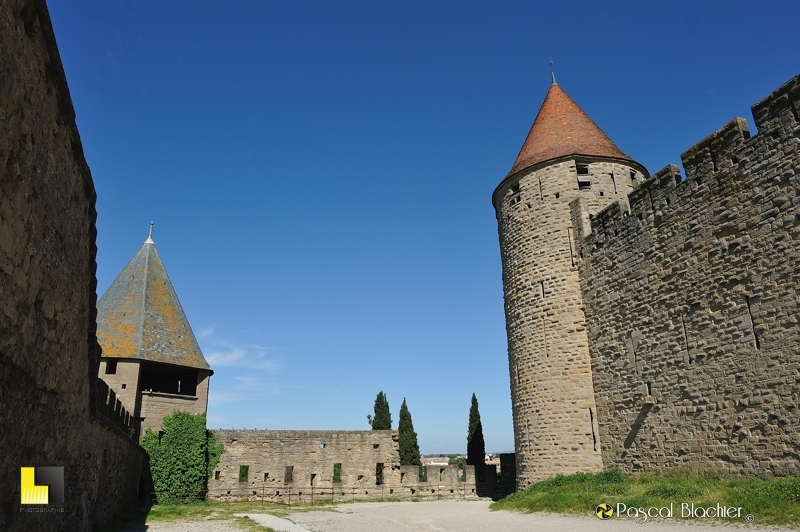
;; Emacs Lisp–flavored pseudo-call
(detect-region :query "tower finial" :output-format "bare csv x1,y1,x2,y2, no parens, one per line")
146,221,154,244
550,58,556,85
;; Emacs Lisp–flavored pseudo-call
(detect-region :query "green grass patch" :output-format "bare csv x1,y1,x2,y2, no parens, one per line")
491,468,800,526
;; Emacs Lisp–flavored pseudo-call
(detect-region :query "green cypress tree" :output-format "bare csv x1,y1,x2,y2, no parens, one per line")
466,393,486,467
398,398,421,467
367,390,392,430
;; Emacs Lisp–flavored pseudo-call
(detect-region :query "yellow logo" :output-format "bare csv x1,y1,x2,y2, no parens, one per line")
21,467,64,505
596,503,613,519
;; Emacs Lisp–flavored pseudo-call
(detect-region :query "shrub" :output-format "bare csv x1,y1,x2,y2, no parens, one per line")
140,412,224,504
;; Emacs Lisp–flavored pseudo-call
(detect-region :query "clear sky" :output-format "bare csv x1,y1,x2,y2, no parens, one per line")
48,1,798,454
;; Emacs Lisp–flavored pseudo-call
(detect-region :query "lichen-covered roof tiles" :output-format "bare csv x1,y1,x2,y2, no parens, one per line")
506,81,635,177
96,235,211,371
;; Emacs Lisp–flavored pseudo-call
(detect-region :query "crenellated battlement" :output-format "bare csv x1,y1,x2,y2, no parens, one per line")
680,118,750,183
578,74,800,252
751,74,800,131
574,73,800,478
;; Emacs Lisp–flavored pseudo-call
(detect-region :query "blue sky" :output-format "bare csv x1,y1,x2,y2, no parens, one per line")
49,1,798,453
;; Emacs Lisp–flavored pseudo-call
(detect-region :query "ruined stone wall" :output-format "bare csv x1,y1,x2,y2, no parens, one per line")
0,1,143,529
493,157,646,487
574,75,800,476
208,430,479,502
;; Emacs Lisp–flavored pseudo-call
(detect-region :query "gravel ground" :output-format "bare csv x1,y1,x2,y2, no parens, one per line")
132,500,789,531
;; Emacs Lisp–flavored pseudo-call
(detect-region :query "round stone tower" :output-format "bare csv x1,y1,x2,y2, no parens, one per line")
493,80,648,488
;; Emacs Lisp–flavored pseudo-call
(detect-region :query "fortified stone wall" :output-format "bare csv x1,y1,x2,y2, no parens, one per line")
493,156,646,487
0,1,143,529
573,75,800,476
209,430,480,502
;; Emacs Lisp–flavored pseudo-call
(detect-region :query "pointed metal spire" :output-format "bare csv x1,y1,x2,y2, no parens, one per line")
549,58,557,85
145,221,154,244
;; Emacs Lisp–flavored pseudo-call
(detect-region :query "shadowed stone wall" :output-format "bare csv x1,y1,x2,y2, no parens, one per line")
0,1,143,529
573,75,800,476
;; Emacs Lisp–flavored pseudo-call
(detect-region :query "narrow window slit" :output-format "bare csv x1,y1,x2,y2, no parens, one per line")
745,295,760,350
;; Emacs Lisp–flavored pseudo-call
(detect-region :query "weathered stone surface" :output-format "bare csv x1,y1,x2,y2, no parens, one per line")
0,1,143,529
575,75,800,476
494,152,647,488
209,430,481,502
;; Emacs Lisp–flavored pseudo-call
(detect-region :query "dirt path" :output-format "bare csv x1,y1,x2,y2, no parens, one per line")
133,500,788,531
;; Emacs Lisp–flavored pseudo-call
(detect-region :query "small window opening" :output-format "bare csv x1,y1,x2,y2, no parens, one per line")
630,169,636,180
310,473,317,486
439,468,445,481
375,463,384,485
373,444,379,449
745,295,760,350
599,191,604,196
105,360,117,375
400,472,406,483
333,463,342,484
238,465,249,483
577,163,590,175
555,192,560,199
215,471,220,480
578,179,591,190
357,475,364,481
509,183,521,205
121,383,126,389
264,472,269,481
320,443,327,449
284,466,294,484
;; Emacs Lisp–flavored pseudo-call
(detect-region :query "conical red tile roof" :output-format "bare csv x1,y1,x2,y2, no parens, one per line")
507,83,635,177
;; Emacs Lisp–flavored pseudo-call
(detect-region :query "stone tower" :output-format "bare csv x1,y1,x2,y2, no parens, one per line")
493,80,648,488
95,228,213,440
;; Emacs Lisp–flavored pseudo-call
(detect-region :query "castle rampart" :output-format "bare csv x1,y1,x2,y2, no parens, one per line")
208,430,487,502
574,74,800,476
1,1,144,529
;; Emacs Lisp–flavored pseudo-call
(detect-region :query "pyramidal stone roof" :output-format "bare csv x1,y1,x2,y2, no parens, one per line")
96,234,211,371
506,81,635,177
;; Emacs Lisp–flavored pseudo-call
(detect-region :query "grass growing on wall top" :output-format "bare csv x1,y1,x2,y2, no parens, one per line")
491,468,800,526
